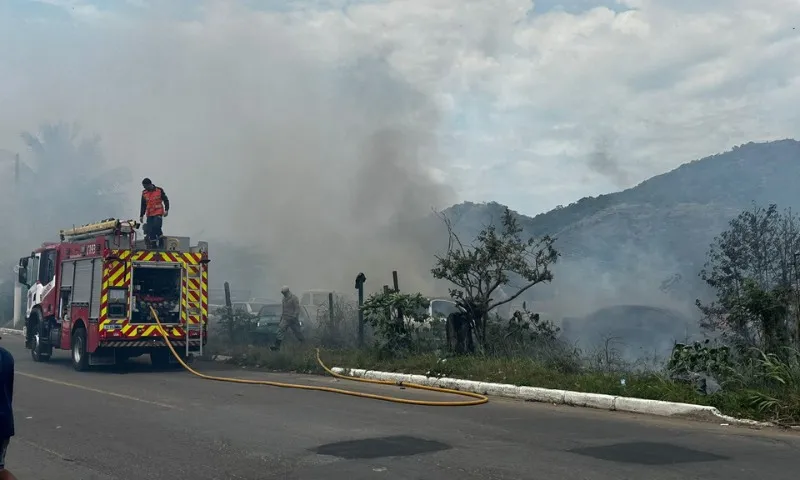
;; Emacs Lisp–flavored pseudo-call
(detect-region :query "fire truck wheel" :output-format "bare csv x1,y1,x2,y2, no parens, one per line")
71,327,89,372
150,349,171,369
30,310,52,363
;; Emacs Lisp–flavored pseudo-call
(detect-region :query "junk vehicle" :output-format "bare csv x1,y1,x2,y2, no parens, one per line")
16,218,209,371
249,303,311,345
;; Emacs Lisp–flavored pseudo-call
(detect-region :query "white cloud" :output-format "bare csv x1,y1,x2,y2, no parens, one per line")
2,0,799,221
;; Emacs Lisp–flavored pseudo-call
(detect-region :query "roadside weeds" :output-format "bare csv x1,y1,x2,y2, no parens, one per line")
206,343,800,427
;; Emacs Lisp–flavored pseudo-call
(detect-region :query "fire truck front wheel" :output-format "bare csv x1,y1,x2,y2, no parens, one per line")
71,327,89,372
29,310,52,363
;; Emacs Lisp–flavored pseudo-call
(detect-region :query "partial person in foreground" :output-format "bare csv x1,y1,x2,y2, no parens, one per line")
272,286,305,351
0,342,17,480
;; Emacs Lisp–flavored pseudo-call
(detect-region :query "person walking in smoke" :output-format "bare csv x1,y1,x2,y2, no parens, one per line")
272,286,305,351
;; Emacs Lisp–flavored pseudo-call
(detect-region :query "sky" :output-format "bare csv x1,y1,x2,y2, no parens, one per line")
0,0,799,219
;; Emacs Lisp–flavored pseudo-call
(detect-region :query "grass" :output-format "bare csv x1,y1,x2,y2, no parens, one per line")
206,341,800,425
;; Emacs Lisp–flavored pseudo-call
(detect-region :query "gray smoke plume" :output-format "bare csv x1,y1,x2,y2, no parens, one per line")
586,134,633,189
0,4,457,309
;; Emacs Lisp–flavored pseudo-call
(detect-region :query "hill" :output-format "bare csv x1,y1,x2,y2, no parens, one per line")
442,139,800,355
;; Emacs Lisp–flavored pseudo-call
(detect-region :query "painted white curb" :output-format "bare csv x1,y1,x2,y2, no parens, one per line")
330,367,771,427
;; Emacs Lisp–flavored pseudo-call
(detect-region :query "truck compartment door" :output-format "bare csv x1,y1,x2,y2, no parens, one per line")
130,263,182,324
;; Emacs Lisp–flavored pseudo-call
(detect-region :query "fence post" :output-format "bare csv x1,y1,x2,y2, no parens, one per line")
328,291,334,327
392,271,402,325
355,273,366,347
224,281,234,343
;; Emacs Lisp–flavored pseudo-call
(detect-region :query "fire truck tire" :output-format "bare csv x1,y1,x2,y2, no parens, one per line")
150,349,170,368
30,310,52,363
71,327,89,372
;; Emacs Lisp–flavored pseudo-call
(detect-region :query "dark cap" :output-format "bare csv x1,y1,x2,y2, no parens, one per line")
142,177,152,186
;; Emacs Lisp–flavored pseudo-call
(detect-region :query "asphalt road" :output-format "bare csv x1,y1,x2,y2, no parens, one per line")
0,335,797,480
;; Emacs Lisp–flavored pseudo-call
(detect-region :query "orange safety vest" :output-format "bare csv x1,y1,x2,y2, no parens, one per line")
142,187,165,217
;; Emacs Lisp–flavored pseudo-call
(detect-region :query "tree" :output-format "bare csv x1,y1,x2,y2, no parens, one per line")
0,122,130,323
361,291,431,356
18,122,131,235
431,206,559,353
697,203,800,354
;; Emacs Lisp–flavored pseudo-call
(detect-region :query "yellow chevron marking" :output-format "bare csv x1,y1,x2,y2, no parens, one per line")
108,267,125,287
121,324,134,334
142,325,157,336
115,319,126,324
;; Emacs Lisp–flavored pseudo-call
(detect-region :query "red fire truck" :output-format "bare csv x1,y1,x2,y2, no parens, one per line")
17,218,209,371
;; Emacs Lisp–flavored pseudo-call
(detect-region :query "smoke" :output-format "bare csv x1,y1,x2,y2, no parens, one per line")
586,135,633,189
0,3,457,302
445,201,710,361
537,240,708,361
532,251,704,362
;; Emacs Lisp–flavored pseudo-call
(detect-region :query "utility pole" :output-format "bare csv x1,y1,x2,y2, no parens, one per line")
9,152,22,328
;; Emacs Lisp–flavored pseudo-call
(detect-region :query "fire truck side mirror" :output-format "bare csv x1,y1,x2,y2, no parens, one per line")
17,257,28,285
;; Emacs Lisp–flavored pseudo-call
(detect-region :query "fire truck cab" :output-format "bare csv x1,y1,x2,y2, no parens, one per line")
17,218,209,371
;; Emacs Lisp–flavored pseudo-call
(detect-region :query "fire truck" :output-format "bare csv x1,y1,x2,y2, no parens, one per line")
16,218,209,371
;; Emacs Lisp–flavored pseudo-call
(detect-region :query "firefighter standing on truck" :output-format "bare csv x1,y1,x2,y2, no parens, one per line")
272,286,305,351
139,178,169,248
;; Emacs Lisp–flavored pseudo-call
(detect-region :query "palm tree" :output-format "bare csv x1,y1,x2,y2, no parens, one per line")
0,123,132,321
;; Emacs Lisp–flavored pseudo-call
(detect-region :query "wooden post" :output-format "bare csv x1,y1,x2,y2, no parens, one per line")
391,271,403,326
355,273,366,347
383,285,391,326
328,292,334,327
224,281,234,342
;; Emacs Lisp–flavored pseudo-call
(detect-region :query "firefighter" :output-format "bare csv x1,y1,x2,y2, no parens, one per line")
139,178,170,249
271,286,305,351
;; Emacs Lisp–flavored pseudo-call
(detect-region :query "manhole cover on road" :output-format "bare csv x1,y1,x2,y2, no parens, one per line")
569,442,728,465
312,435,451,460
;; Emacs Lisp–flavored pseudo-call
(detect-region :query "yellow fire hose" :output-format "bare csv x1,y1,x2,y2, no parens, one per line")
150,307,488,407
